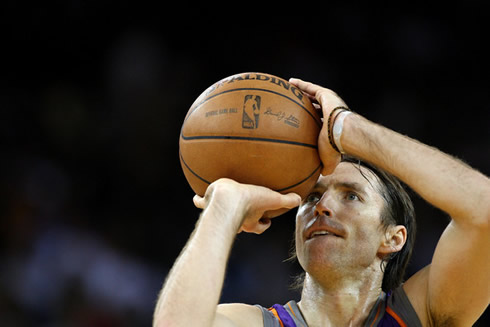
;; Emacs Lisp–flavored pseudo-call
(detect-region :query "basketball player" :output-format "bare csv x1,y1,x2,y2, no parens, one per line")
153,79,489,326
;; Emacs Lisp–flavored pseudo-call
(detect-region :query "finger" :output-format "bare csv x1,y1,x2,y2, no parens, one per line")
254,218,272,234
260,192,301,216
275,192,302,210
305,92,318,103
193,194,205,209
321,166,332,176
241,218,272,235
289,78,323,98
321,155,341,176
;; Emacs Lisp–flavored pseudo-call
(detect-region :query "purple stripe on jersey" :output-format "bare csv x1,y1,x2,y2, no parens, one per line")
378,313,401,327
271,304,297,327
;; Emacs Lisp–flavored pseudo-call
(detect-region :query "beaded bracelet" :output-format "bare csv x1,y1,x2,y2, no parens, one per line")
327,106,350,153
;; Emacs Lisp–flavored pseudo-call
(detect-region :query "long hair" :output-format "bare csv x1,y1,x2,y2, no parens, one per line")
290,156,416,293
342,156,416,292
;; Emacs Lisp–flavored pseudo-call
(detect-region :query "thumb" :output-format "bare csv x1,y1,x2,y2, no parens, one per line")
193,194,205,209
280,192,302,209
260,193,301,219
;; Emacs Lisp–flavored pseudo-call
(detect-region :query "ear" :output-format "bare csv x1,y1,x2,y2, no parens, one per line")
378,225,407,257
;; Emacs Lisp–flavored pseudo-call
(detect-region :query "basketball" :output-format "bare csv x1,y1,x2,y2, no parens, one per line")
179,72,322,200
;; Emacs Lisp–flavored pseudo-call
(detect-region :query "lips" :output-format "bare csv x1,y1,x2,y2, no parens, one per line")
305,215,346,240
307,228,341,239
310,230,331,237
309,230,335,238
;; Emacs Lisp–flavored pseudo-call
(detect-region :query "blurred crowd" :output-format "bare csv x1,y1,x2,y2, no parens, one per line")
2,2,488,326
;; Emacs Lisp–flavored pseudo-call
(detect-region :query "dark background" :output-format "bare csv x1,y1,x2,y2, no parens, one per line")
2,2,489,326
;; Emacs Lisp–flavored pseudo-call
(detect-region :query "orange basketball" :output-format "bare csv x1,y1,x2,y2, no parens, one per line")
179,72,322,199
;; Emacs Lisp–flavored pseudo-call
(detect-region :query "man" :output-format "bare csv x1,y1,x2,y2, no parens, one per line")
153,79,490,326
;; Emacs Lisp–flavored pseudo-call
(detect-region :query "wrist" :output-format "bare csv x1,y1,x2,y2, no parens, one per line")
332,110,353,154
338,113,368,158
327,106,352,153
200,187,248,233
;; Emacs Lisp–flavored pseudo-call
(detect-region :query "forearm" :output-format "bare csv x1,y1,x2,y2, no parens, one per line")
153,178,300,326
153,203,243,327
342,113,490,226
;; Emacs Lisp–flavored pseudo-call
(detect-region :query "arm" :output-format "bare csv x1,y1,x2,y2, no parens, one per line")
153,178,300,327
348,117,490,326
291,79,490,326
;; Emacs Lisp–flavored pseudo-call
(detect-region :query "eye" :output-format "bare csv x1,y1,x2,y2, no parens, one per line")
346,192,360,201
305,192,321,203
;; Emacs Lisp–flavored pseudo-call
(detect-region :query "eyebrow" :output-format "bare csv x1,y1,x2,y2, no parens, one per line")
312,180,368,197
335,182,367,196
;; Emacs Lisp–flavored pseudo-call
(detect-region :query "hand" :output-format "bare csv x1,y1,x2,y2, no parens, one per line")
289,78,347,176
193,178,301,234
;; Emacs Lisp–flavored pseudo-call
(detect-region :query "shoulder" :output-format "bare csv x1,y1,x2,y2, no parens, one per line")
404,218,490,326
215,303,263,327
403,265,431,326
384,284,423,327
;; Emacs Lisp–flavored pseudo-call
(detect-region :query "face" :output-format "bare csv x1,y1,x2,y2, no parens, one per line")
295,162,388,279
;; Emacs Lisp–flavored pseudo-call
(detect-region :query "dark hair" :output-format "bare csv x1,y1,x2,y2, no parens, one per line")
290,156,416,293
341,156,416,292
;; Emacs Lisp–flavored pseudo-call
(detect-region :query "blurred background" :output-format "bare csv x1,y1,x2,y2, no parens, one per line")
2,2,489,326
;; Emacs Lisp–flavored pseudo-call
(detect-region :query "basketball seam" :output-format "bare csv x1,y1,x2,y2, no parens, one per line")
180,153,212,185
180,152,321,193
275,164,322,192
180,135,317,149
183,87,322,128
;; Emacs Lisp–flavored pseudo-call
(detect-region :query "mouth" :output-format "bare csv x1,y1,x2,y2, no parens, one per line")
307,229,342,239
304,215,346,240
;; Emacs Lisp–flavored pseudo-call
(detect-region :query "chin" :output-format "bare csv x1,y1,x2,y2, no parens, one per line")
298,251,340,276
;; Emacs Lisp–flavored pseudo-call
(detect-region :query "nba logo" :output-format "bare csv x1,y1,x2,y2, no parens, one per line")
242,95,261,129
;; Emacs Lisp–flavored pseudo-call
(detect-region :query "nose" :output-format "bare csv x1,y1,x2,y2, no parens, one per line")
315,193,333,217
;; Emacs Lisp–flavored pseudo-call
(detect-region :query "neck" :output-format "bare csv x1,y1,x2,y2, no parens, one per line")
298,268,384,327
